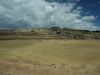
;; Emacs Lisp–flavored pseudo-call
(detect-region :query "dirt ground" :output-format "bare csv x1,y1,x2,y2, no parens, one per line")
0,40,100,75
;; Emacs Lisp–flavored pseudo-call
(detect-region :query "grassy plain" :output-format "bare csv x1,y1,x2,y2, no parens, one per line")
0,40,100,75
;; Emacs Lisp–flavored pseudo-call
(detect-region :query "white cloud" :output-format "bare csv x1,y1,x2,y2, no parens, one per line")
90,3,97,7
95,16,98,18
0,0,99,30
76,6,82,10
85,12,90,15
81,15,95,22
98,1,100,4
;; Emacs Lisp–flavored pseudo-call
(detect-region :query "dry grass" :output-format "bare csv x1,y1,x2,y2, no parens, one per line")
0,40,100,75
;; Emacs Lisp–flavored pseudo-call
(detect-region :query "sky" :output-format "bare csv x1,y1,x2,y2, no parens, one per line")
0,0,100,30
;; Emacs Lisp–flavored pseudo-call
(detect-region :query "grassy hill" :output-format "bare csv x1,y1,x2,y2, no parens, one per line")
0,27,100,40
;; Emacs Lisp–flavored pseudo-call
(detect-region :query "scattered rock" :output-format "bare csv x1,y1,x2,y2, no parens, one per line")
0,28,100,40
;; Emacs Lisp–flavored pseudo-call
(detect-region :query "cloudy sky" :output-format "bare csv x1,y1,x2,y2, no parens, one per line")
0,0,100,30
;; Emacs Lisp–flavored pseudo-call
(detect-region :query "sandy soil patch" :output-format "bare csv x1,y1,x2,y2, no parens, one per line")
0,40,100,75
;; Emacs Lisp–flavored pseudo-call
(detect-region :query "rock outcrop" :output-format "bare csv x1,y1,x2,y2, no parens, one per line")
0,28,100,40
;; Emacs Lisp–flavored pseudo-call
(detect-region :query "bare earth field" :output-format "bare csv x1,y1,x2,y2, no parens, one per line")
0,40,100,75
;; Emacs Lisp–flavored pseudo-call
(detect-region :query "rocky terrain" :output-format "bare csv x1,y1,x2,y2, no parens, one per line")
0,27,100,40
